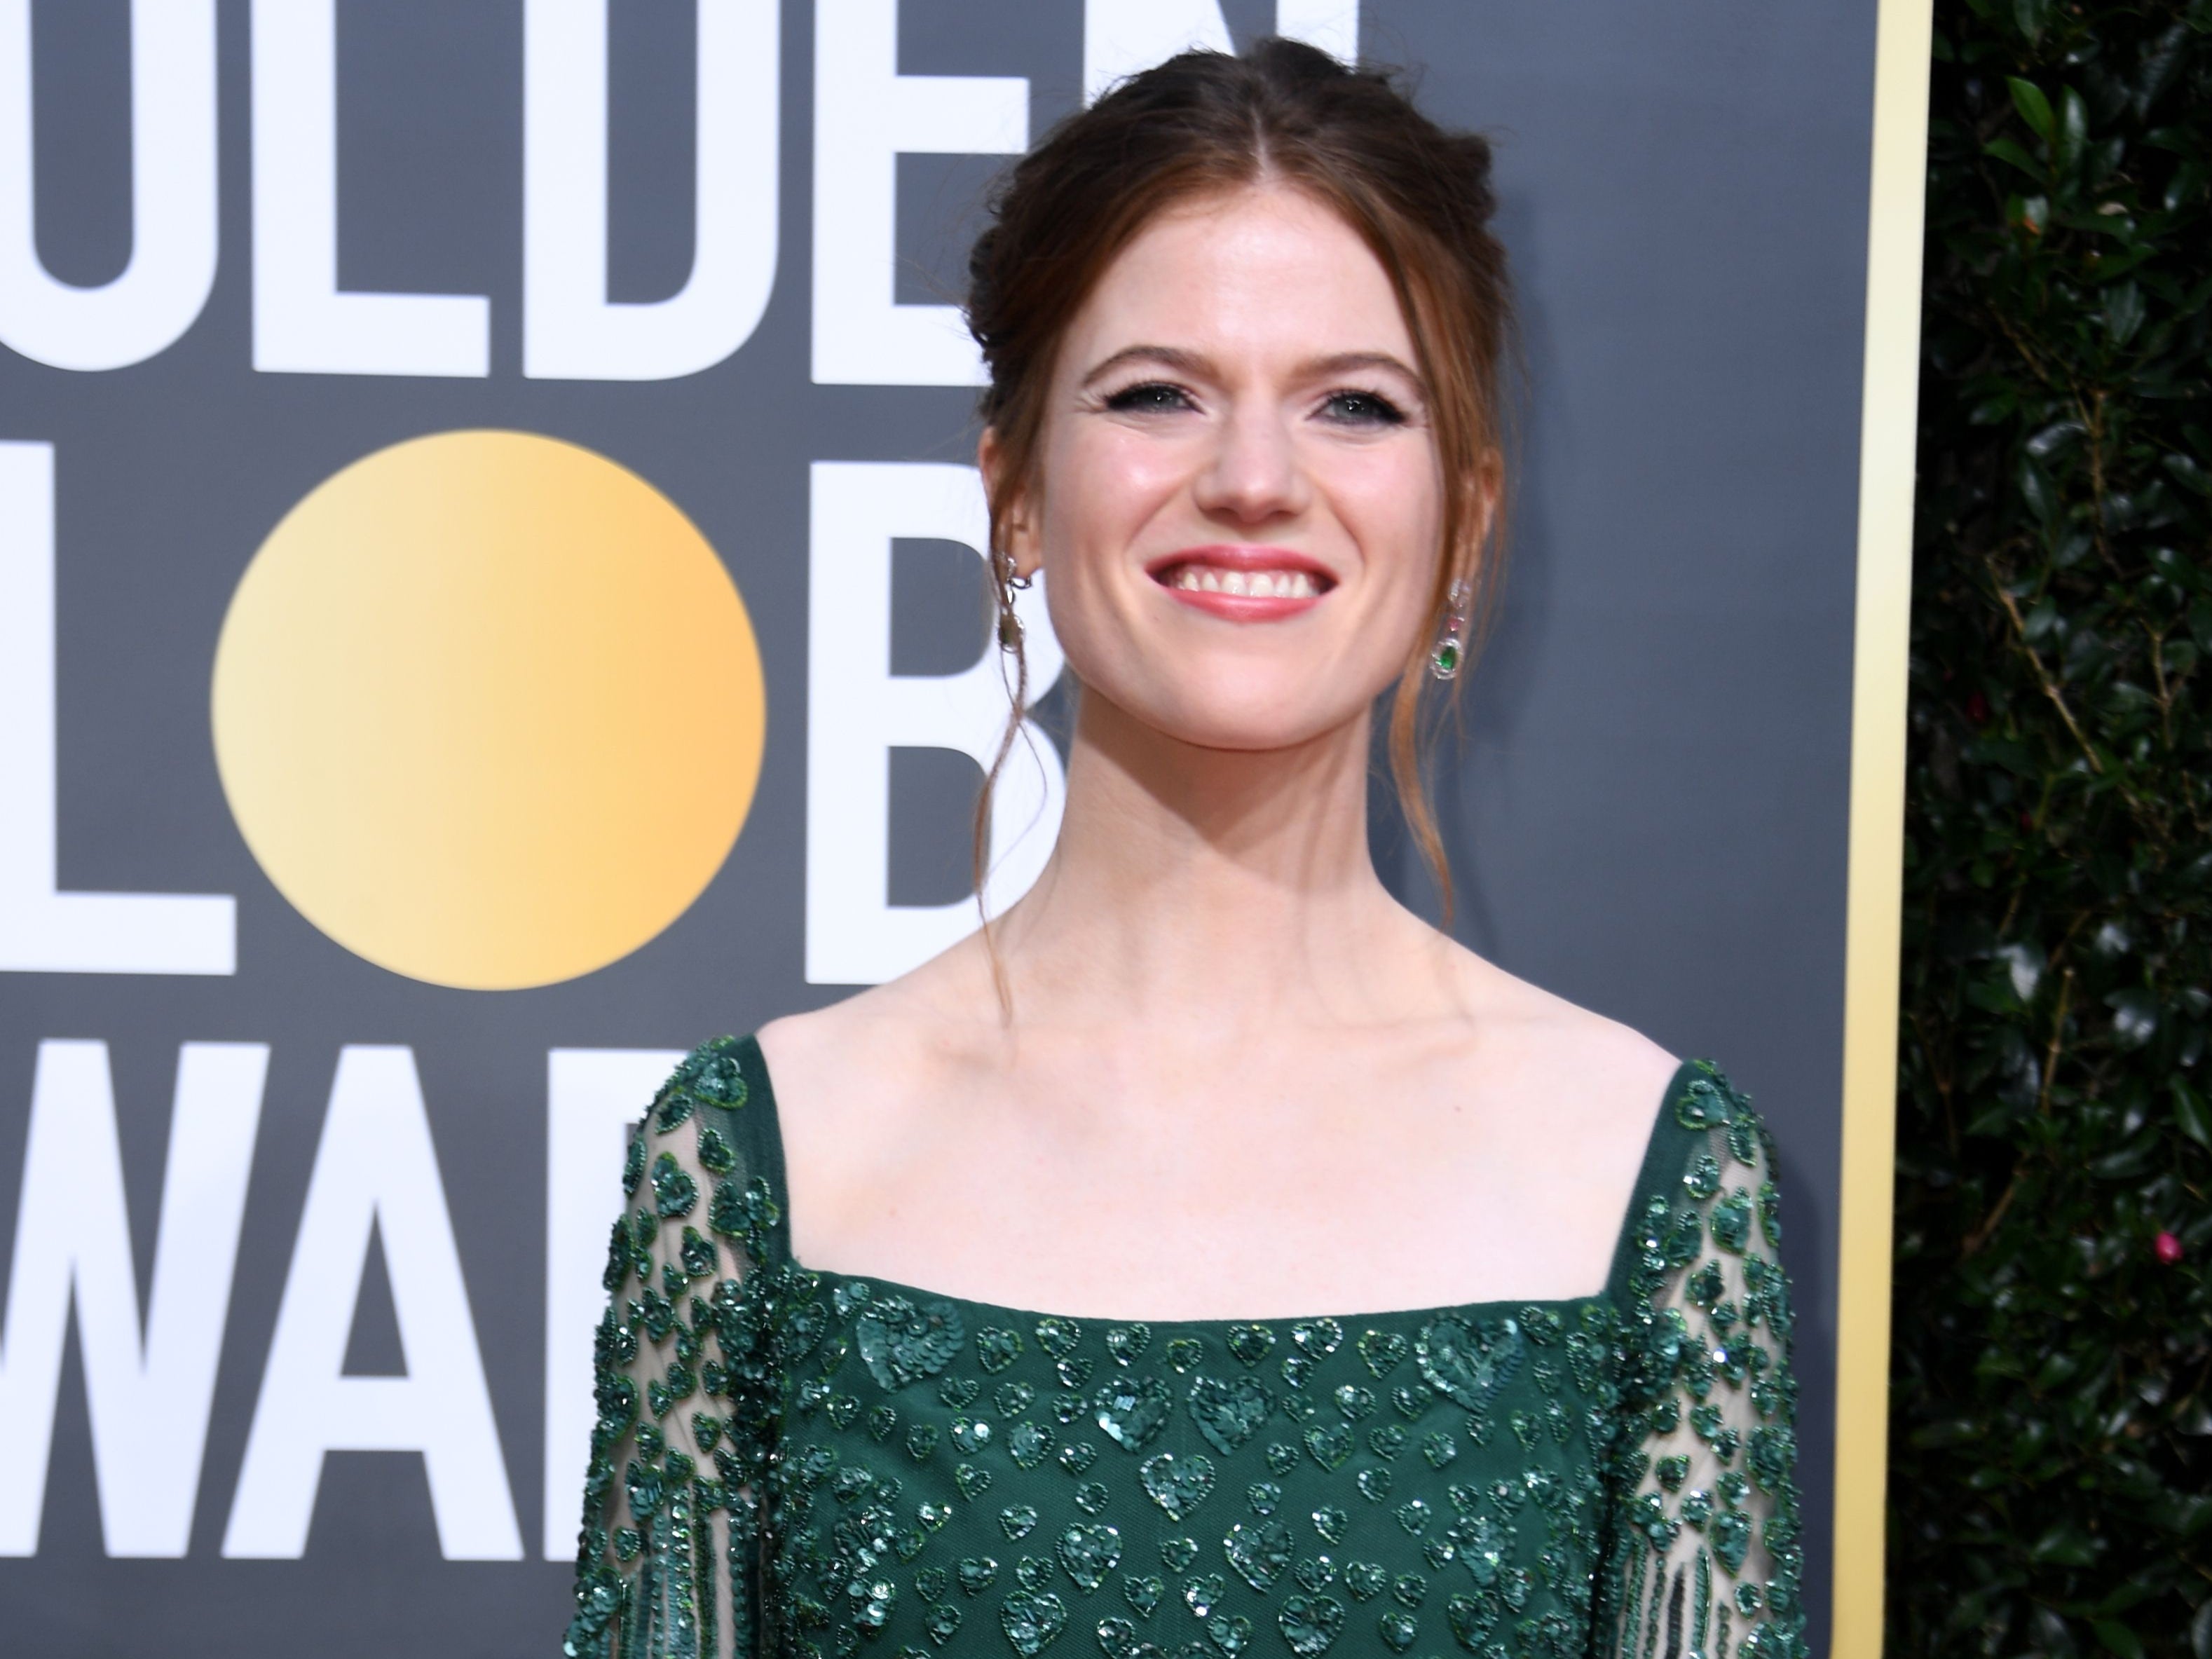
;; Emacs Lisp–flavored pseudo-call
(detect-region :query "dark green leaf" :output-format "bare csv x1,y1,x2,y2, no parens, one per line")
2009,75,2057,141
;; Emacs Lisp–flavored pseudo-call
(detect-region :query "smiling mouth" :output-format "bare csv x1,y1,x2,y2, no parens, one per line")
1156,562,1330,599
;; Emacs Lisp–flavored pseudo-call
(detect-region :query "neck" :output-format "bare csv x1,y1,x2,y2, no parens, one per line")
990,688,1421,1027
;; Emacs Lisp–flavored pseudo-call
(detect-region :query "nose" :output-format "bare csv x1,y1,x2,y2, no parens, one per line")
1191,400,1309,527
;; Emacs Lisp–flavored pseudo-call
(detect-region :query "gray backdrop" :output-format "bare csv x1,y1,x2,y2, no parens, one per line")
0,0,1873,1651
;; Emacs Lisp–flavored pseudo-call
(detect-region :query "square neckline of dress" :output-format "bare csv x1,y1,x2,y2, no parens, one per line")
728,1032,1700,1332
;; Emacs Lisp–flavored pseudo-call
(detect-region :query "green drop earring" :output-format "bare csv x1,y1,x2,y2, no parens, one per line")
1430,579,1469,681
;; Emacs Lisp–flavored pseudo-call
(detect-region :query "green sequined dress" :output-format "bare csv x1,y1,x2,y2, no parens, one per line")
565,1037,1806,1659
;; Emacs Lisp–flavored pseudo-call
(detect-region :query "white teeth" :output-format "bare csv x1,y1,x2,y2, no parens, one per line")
1168,564,1322,597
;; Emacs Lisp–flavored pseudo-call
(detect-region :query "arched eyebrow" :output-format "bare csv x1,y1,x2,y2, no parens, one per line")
1078,343,1426,395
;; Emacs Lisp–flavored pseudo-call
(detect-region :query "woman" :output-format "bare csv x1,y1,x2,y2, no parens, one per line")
566,39,1803,1659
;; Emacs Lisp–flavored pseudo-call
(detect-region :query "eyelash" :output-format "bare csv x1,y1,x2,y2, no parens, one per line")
1100,381,1411,427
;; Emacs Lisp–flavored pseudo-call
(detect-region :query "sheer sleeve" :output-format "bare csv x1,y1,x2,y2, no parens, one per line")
1597,1065,1808,1659
564,1039,784,1659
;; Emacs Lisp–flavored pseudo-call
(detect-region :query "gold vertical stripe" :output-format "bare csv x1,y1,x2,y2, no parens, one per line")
1836,0,1934,1651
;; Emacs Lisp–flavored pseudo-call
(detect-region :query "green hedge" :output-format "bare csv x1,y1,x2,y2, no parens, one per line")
1890,1,2211,1654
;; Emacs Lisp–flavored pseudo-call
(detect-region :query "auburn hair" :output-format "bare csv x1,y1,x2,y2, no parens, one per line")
967,36,1515,922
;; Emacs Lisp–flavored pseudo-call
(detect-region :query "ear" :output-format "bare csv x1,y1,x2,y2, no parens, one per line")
977,426,1042,580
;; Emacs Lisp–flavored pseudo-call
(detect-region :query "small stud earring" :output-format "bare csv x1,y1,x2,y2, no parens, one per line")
1430,579,1470,681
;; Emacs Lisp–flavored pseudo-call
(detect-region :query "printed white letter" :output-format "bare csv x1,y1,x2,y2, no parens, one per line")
0,442,235,974
0,1040,267,1556
524,0,779,380
810,0,1027,386
806,461,1064,984
251,0,490,376
224,1047,521,1559
0,0,218,370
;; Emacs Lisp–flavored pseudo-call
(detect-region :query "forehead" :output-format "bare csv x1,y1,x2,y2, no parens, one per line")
1063,183,1415,367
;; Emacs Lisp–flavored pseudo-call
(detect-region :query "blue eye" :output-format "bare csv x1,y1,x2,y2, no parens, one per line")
1103,381,1192,413
1321,390,1407,426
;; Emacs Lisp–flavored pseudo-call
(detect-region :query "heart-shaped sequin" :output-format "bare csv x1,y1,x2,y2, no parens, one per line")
916,1566,950,1602
1036,1318,1083,1360
1183,1574,1228,1620
1093,1376,1173,1452
1058,1357,1097,1391
1311,1508,1348,1545
1000,1590,1067,1656
997,1381,1037,1416
1278,1594,1344,1656
1342,1561,1387,1602
1332,1384,1375,1422
1164,1337,1205,1373
866,1403,898,1441
1123,1573,1164,1618
1138,1451,1216,1521
939,1377,981,1409
906,1423,939,1461
1224,1325,1275,1367
1018,1557,1056,1590
1207,1613,1253,1655
1000,1504,1040,1540
856,1296,965,1391
1452,1513,1509,1583
976,1325,1025,1373
1074,1482,1110,1515
1421,1432,1456,1468
1159,1536,1199,1574
1290,1319,1342,1359
1388,1385,1430,1421
1264,1443,1299,1476
1245,1482,1280,1517
1184,1374,1271,1456
1377,1609,1417,1653
1058,1522,1124,1592
1303,1424,1353,1471
957,1557,1000,1595
1060,1442,1100,1476
1390,1573,1426,1609
1356,1331,1408,1378
1105,1325,1152,1366
1355,1467,1393,1503
952,1417,992,1455
922,1600,962,1646
1223,1520,1292,1591
1052,1392,1088,1426
1096,1616,1140,1659
1415,1317,1525,1411
1446,1593,1495,1648
956,1463,994,1499
1393,1499,1431,1536
1294,1556,1337,1593
1422,1538,1456,1572
920,1501,954,1531
1279,1356,1315,1392
1009,1421,1053,1469
1367,1425,1407,1461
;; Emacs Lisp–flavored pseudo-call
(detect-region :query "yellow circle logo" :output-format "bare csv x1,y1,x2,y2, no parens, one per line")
212,430,765,990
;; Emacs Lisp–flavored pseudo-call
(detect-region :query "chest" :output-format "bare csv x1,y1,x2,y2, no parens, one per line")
781,1038,1634,1317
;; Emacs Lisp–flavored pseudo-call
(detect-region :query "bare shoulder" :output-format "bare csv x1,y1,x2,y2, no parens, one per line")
753,937,993,1125
1440,941,1682,1156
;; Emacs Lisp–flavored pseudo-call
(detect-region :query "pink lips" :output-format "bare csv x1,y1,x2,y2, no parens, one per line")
1147,544,1335,622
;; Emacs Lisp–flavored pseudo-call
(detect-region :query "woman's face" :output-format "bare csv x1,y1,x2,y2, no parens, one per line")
993,183,1449,755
